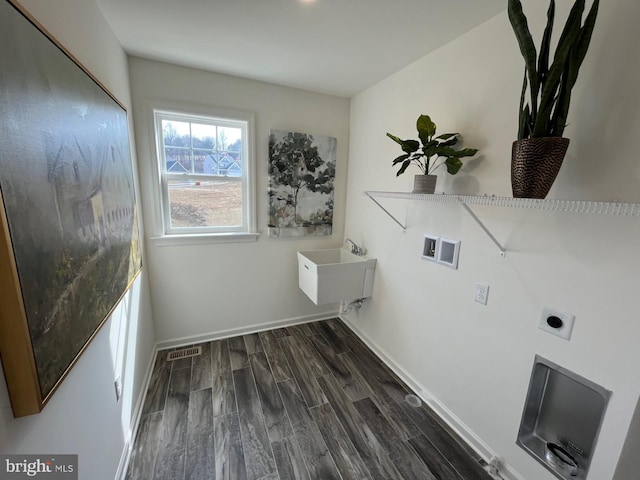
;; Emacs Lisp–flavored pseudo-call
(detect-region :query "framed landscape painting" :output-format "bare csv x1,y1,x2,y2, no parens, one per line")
0,0,141,417
268,130,336,237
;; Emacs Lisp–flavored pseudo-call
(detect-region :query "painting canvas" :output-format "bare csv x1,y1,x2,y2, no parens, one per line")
268,130,336,237
0,0,141,416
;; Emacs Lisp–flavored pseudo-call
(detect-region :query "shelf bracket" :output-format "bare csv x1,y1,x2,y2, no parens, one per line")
459,202,506,257
365,192,406,231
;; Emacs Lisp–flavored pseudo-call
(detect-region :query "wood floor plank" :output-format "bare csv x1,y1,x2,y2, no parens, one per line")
212,368,236,417
257,473,279,480
317,321,351,354
233,367,277,480
211,339,231,374
214,413,247,480
341,337,409,404
271,327,290,338
326,318,352,337
153,366,191,479
405,400,482,461
271,436,311,480
305,322,322,336
152,447,185,480
230,335,250,370
391,443,438,480
170,345,195,370
310,403,372,480
408,434,463,480
250,352,293,441
294,323,315,336
285,327,330,377
259,330,293,382
186,388,215,480
317,375,403,480
400,403,492,480
310,335,368,402
279,337,327,407
353,397,405,460
191,342,213,391
244,333,264,354
125,412,163,480
354,397,437,480
340,352,420,440
277,379,342,480
142,352,172,415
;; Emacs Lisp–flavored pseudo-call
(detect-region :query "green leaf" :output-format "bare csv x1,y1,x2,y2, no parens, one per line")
436,133,458,140
451,148,479,158
444,157,463,175
436,133,459,147
387,133,420,154
519,104,532,140
392,154,410,166
552,0,599,136
534,0,585,137
396,159,412,176
518,70,529,139
508,0,539,116
538,0,556,83
416,115,436,144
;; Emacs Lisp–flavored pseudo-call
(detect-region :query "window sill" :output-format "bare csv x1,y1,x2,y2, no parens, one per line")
150,232,260,247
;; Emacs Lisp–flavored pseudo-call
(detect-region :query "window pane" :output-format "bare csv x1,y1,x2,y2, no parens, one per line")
167,179,243,228
191,123,217,149
192,149,211,174
162,120,190,147
165,147,190,173
218,126,241,151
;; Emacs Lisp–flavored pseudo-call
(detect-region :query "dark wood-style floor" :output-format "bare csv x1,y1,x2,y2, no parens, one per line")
125,318,492,480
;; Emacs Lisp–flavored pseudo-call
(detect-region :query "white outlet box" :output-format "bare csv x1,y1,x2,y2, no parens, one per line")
539,307,575,340
475,284,489,305
437,237,460,269
422,235,439,262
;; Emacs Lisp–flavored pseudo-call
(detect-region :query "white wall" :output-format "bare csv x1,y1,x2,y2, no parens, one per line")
129,57,350,343
343,1,640,479
0,1,156,478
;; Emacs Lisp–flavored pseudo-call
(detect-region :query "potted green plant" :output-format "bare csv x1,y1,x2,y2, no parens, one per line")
508,0,599,198
387,114,478,194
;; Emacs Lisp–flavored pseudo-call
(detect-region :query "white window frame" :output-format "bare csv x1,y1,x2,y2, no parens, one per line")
150,105,258,245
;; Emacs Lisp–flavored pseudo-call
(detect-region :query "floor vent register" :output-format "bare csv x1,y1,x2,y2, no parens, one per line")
166,345,202,361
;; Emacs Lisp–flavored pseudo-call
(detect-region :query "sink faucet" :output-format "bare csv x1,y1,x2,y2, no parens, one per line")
346,238,364,256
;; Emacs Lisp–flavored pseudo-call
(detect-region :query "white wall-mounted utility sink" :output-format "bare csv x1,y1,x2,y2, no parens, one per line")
297,248,376,305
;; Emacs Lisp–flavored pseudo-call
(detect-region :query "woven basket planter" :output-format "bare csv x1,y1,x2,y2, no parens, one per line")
511,137,570,199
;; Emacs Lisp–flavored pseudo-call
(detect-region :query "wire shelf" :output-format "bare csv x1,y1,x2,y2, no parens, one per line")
363,191,640,257
364,191,640,216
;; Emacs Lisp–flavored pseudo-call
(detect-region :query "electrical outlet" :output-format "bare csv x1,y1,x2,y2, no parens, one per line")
539,307,575,340
114,377,122,402
475,284,489,305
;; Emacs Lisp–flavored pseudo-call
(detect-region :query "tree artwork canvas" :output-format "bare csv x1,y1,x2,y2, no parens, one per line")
268,130,336,237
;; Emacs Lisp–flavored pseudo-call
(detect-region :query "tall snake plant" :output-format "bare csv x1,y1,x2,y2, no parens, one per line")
508,0,600,140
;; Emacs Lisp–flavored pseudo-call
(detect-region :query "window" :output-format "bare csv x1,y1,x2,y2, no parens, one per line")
152,108,256,241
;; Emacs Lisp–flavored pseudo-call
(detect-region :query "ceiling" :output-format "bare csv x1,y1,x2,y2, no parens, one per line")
94,0,505,98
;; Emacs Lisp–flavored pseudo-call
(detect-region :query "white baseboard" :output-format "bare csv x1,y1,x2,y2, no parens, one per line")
114,346,159,480
155,311,339,350
339,315,525,480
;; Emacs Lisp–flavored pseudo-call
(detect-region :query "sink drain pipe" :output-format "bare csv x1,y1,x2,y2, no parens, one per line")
339,298,365,314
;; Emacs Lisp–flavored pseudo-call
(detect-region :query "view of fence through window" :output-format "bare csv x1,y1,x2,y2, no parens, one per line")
161,118,244,229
